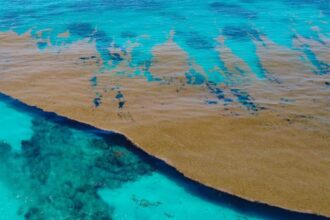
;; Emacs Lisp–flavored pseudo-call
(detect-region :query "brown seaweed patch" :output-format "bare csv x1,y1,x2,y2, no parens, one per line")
0,31,330,216
150,32,190,81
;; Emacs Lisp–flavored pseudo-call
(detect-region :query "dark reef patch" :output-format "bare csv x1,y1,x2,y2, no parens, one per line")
102,0,165,11
110,52,123,62
67,23,123,65
118,101,125,109
0,141,11,157
185,69,206,85
205,100,218,105
284,0,330,17
121,31,137,38
301,44,330,75
67,23,94,38
37,41,48,50
115,91,124,100
222,26,261,41
68,0,165,12
90,76,98,87
230,89,260,111
207,82,233,105
93,93,102,107
115,91,126,109
0,117,153,219
210,2,257,19
178,31,214,50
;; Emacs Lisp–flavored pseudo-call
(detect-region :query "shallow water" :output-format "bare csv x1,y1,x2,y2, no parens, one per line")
0,94,328,220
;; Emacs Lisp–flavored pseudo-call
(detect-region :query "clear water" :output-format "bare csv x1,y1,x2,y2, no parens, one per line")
0,102,32,152
0,95,327,220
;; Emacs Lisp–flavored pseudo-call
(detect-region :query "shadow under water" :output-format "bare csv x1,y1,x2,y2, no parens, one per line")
0,93,328,220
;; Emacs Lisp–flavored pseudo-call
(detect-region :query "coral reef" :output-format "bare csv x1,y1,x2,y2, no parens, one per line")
0,118,153,219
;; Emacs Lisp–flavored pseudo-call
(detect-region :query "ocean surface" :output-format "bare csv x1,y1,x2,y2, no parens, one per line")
0,0,329,219
0,94,328,220
1,0,329,85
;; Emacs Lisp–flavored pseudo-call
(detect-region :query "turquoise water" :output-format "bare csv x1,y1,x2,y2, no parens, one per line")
1,0,329,68
0,102,32,151
0,0,329,109
0,95,327,220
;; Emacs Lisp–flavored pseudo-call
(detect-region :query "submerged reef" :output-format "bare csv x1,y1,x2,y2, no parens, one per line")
0,118,153,219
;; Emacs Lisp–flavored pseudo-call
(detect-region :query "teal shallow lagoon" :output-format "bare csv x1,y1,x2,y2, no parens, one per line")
0,181,23,220
0,94,328,220
0,101,32,152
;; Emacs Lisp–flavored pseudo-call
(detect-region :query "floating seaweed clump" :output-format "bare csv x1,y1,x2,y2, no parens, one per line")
0,118,153,220
185,69,206,85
